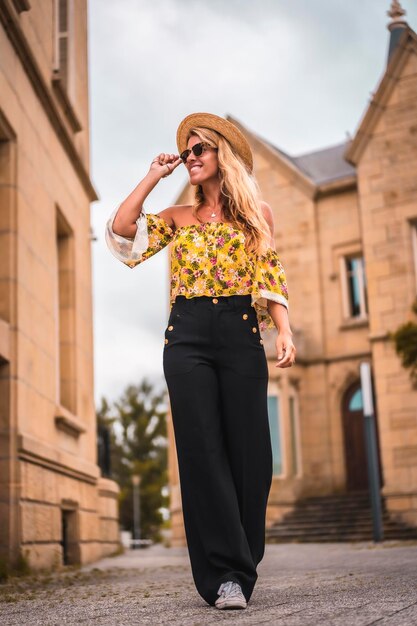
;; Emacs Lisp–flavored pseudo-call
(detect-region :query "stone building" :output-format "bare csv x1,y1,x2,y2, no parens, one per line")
0,0,119,569
168,2,417,544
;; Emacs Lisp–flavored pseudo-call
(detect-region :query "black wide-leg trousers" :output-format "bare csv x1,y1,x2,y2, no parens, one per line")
163,295,273,606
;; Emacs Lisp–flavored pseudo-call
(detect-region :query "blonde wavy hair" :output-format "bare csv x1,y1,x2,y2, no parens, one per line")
188,127,271,255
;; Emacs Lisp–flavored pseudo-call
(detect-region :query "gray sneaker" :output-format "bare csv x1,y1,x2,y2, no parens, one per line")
215,581,247,609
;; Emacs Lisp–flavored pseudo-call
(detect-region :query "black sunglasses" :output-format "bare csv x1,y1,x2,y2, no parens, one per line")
180,142,217,163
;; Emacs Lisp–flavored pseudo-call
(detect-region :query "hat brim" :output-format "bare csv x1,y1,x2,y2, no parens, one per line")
176,112,253,172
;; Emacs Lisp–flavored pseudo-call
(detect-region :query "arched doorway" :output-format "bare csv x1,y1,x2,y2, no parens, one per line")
342,381,383,492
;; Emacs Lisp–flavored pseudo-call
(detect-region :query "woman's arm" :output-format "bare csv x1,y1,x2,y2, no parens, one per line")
261,200,296,368
113,153,181,238
105,153,182,268
267,301,296,368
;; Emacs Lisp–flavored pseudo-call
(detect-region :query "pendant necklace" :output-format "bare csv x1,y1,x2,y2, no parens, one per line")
196,205,222,224
207,205,222,220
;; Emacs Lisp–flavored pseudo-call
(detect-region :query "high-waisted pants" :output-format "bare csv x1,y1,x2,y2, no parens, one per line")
163,294,273,606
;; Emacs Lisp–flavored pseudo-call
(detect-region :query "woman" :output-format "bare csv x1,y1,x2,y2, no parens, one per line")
105,113,296,610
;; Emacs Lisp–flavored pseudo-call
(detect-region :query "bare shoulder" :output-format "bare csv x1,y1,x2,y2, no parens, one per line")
158,204,194,230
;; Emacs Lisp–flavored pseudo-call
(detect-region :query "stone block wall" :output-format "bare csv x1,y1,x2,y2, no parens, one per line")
0,1,121,568
354,42,417,524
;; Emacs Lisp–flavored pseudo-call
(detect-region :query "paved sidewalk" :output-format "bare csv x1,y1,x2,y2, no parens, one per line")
1,542,416,625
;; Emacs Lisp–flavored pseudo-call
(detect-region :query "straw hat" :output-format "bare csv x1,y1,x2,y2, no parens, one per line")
176,112,253,172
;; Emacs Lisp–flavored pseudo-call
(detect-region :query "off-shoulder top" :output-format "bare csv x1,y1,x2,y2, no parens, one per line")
105,208,289,330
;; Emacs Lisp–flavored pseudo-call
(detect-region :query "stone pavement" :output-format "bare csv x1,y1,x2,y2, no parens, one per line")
1,541,416,625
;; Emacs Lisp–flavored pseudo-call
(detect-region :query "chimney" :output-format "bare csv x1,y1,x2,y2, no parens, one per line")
387,0,408,63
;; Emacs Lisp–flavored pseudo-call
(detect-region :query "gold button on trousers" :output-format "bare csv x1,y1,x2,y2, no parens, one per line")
163,294,272,606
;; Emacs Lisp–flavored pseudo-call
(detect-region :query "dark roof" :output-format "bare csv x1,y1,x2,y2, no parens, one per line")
267,140,356,185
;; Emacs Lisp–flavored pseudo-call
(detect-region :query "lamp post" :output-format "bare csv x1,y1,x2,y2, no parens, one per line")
132,474,141,548
360,362,384,542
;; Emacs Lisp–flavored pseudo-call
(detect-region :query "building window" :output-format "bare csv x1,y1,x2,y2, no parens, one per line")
56,207,76,413
61,505,80,565
349,388,363,411
340,255,368,319
267,393,283,476
54,0,72,91
289,390,301,476
11,0,31,12
411,221,417,293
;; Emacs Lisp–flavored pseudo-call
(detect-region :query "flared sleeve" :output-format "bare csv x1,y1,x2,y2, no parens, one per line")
251,248,289,330
105,206,174,268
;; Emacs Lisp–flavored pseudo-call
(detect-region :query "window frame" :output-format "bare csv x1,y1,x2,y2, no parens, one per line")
53,0,74,95
340,253,368,321
411,220,417,294
267,381,284,477
288,386,302,477
11,0,31,13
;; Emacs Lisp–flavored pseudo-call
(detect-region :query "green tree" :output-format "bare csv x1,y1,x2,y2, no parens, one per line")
390,297,417,389
97,379,169,542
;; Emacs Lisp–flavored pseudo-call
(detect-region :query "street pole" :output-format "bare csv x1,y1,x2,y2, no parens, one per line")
132,475,141,548
360,362,384,542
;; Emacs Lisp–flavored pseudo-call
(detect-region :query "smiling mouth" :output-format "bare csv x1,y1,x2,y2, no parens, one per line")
189,164,202,173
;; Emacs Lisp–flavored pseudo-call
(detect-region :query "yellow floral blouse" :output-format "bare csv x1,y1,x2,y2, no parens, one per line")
105,210,289,330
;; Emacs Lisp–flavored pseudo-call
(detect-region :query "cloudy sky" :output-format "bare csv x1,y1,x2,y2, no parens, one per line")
87,0,417,405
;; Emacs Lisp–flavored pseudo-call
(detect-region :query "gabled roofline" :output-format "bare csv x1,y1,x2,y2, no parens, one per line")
316,175,357,199
227,115,317,199
345,27,417,165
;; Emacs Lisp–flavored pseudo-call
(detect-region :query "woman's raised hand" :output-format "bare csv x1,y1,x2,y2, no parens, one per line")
150,153,182,179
